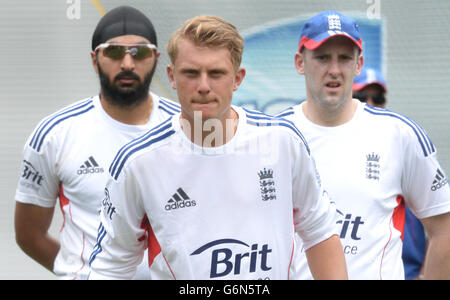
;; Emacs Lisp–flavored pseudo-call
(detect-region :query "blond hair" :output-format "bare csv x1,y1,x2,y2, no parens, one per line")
167,15,244,71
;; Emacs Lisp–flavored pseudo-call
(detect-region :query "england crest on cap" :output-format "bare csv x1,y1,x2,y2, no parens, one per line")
298,10,363,52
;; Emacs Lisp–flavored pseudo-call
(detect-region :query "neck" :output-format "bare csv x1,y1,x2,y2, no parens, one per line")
99,92,153,125
180,107,239,148
303,97,359,127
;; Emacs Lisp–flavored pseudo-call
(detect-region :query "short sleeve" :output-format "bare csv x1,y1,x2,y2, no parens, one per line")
15,128,60,208
401,129,450,219
290,134,339,250
89,165,147,279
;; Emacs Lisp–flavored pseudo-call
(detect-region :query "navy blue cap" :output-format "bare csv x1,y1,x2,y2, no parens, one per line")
353,68,386,92
299,11,362,52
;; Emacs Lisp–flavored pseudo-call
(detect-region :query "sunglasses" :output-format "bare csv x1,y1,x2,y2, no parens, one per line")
353,91,385,105
95,43,157,60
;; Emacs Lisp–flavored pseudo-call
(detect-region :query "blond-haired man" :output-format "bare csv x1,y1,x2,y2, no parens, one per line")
89,16,347,280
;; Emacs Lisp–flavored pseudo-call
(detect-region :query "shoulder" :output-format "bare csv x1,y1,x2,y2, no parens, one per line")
363,105,435,157
28,96,96,153
155,94,181,116
242,107,310,155
109,117,176,181
275,106,296,120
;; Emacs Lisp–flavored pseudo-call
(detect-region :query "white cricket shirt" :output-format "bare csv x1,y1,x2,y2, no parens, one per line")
280,101,450,279
88,106,339,280
15,93,180,279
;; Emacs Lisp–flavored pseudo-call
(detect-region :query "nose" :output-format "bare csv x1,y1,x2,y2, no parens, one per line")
328,57,341,77
120,53,136,71
197,73,211,95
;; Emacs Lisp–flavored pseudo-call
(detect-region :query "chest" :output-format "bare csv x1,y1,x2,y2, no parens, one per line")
56,122,149,208
138,150,295,241
307,128,404,213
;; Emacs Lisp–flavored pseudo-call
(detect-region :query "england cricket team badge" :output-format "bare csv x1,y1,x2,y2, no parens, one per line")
258,168,276,201
366,152,380,181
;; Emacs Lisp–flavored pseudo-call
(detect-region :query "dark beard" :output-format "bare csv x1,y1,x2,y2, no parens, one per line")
97,62,157,108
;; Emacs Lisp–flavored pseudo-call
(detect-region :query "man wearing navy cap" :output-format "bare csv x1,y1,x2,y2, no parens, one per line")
279,10,450,279
353,68,387,108
14,6,180,279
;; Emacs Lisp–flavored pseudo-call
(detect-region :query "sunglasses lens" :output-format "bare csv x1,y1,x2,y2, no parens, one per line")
104,45,126,59
372,94,385,104
353,91,385,105
354,92,368,102
103,45,153,60
134,46,152,60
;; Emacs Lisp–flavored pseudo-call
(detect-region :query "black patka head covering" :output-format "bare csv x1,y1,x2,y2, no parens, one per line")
91,6,157,50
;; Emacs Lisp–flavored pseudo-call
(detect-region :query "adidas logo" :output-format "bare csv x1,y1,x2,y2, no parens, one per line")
77,156,104,175
431,168,448,191
165,188,196,211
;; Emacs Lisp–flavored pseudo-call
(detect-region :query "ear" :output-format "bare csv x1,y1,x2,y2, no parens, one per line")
91,51,99,74
166,64,176,90
294,51,305,75
233,67,246,91
355,53,364,76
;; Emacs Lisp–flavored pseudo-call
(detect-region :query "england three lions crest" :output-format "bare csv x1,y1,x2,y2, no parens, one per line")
366,152,380,181
258,168,276,201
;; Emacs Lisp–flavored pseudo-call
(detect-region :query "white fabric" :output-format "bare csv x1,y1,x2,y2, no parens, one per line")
88,106,339,280
15,93,180,279
281,101,450,279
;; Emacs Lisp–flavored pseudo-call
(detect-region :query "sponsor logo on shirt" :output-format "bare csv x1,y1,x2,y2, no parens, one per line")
258,168,276,201
165,188,196,211
191,239,272,279
101,188,116,220
20,160,44,191
431,168,448,191
336,209,365,255
77,156,104,175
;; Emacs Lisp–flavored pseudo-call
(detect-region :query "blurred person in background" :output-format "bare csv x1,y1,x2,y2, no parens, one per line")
352,67,386,108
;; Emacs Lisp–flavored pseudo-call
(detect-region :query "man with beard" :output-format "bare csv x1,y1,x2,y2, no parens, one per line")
14,6,179,279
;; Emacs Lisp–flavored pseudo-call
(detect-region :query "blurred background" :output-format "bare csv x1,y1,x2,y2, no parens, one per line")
1,0,449,279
